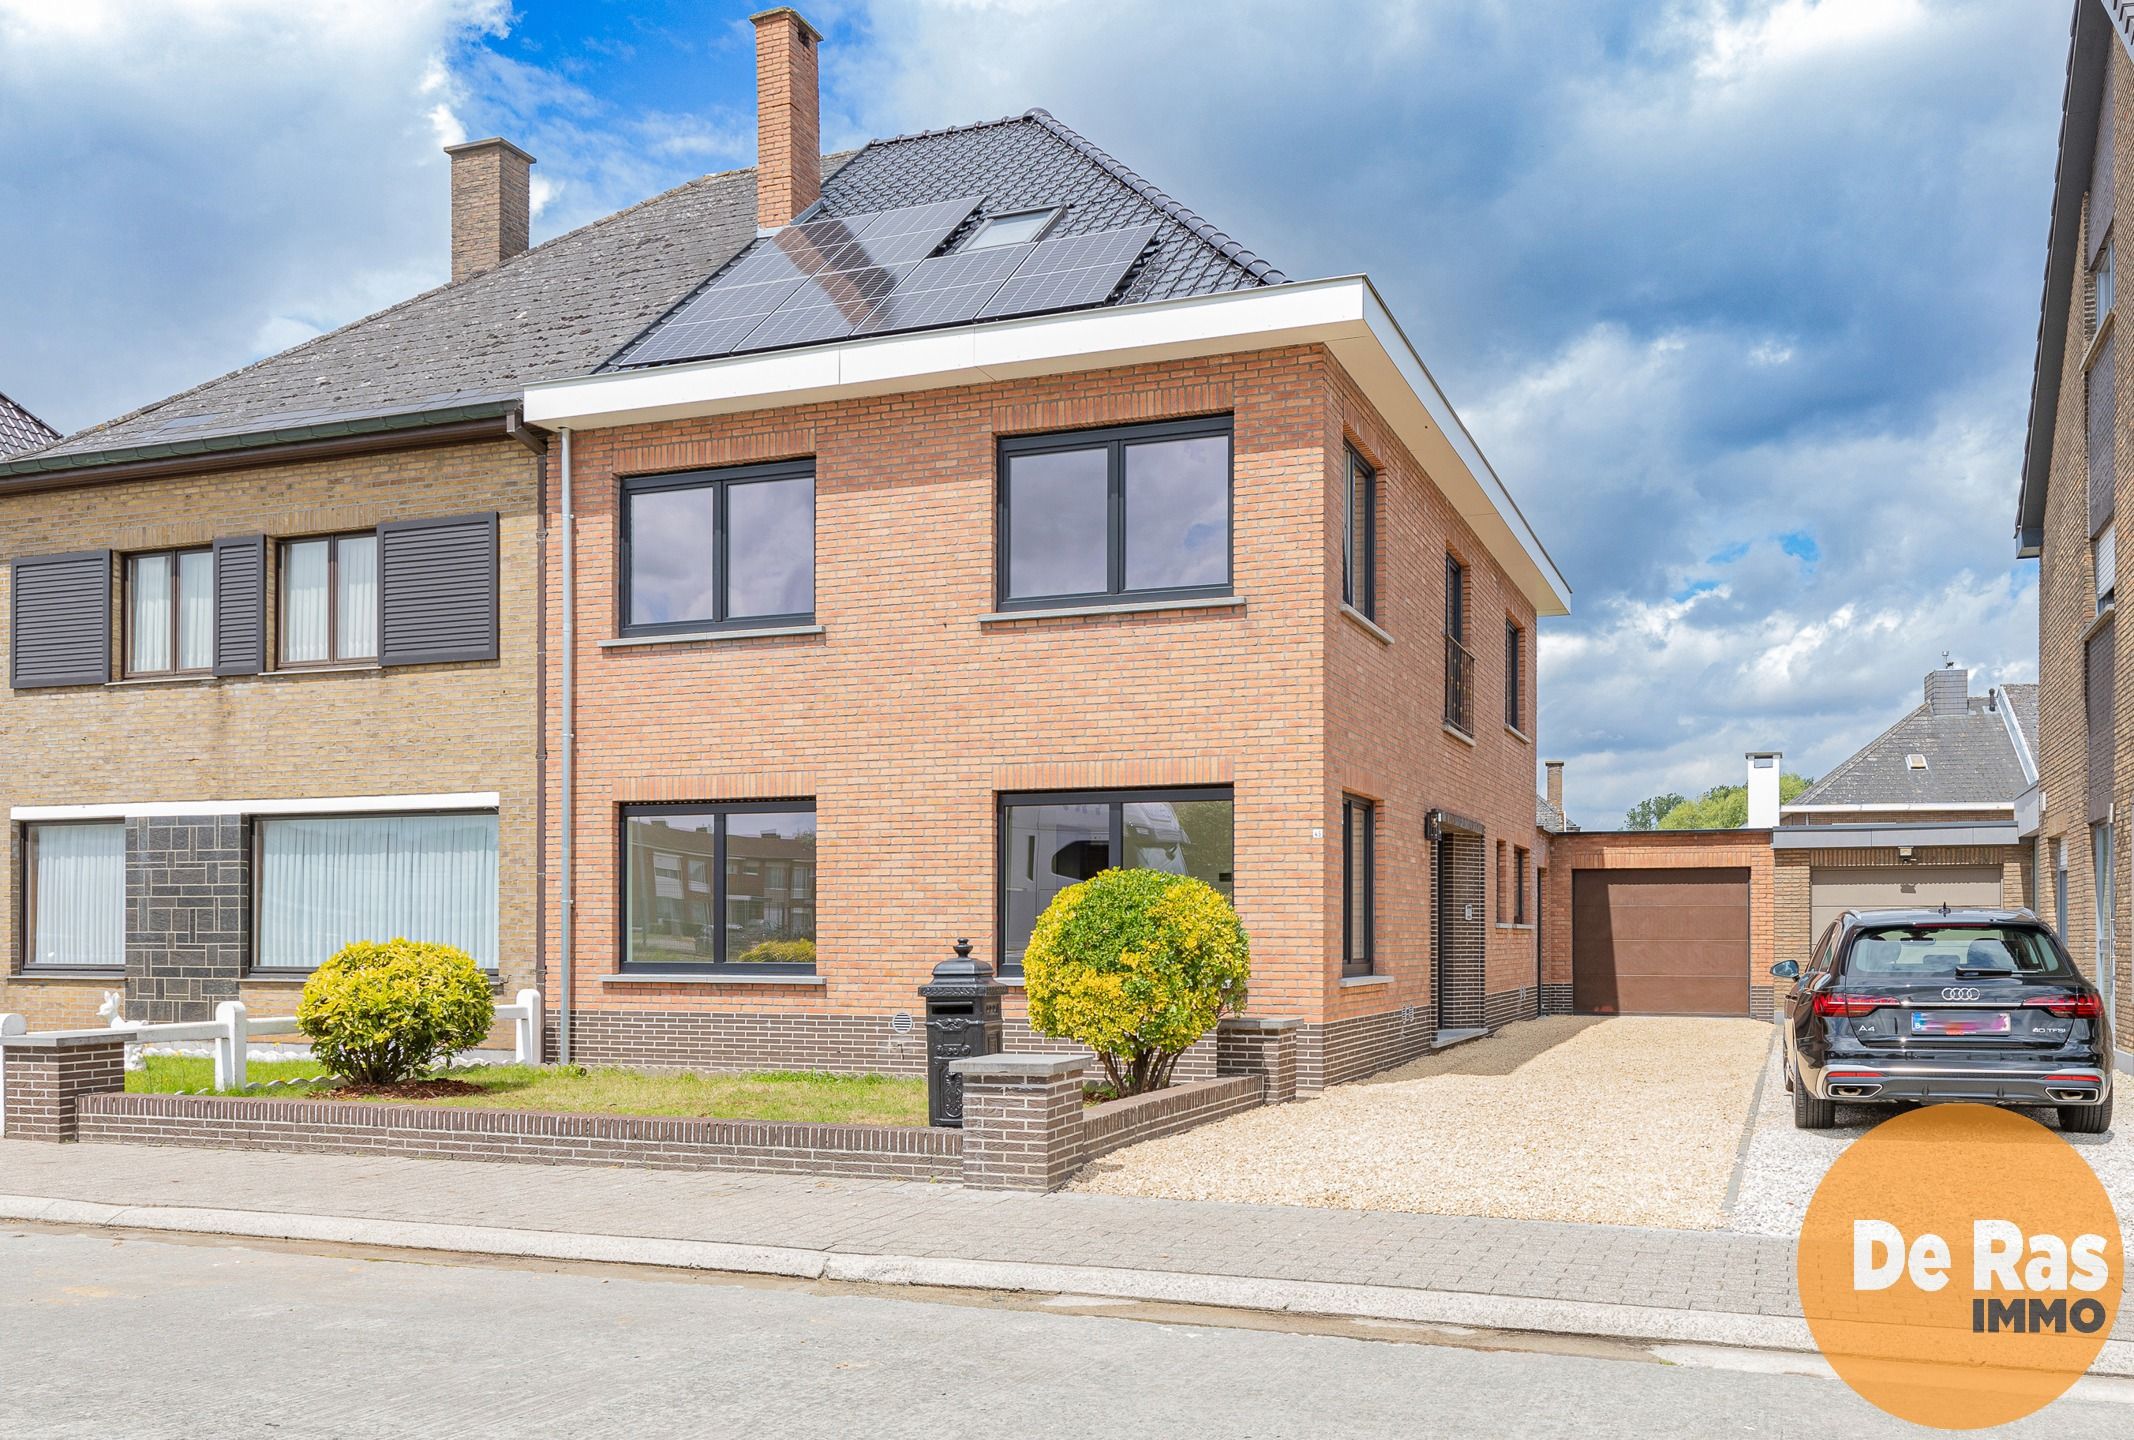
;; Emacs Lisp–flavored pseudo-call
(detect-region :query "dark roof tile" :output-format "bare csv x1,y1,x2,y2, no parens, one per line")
0,390,59,458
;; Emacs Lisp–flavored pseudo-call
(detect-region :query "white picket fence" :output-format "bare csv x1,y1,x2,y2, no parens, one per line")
0,989,542,1122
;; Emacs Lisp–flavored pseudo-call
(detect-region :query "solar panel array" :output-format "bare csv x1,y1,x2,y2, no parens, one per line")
614,198,1160,369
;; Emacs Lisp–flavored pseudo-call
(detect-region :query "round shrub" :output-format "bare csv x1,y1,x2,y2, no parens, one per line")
1023,868,1250,1096
296,939,495,1086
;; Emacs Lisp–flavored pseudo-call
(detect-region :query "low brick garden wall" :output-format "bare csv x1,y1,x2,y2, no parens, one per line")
4,1016,1303,1192
77,1093,963,1181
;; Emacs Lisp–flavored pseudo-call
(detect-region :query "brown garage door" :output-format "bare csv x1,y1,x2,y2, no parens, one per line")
1809,866,2004,949
1572,868,1750,1015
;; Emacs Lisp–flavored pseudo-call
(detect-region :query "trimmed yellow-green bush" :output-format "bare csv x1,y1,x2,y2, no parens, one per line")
1023,868,1250,1096
735,937,817,966
296,939,495,1086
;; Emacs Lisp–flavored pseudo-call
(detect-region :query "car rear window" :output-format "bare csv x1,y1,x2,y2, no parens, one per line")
1841,925,2075,982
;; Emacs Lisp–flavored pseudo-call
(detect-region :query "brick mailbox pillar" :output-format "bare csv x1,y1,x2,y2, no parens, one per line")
951,1053,1089,1191
1,1031,128,1142
1216,1016,1300,1104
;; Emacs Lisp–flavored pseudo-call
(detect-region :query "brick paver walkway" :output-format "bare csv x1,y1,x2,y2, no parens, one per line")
4,1140,2129,1351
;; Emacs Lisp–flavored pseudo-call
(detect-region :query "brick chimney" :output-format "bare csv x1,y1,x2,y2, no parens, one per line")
1924,663,1969,717
445,137,535,283
752,8,822,229
1544,760,1565,813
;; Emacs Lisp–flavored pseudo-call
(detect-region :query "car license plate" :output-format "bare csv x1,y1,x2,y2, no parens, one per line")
1911,1011,2011,1036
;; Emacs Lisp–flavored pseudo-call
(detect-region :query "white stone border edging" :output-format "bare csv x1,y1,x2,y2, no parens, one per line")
2,1191,2127,1377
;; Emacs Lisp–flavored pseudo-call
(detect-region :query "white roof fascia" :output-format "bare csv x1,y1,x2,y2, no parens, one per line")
523,276,1571,616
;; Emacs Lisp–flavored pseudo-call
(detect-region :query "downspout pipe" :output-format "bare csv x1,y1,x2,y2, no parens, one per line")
558,426,575,1064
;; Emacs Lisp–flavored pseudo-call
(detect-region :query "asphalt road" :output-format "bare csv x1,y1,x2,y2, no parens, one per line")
2,1224,2129,1439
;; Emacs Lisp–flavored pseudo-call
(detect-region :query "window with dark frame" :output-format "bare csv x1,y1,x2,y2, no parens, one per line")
997,416,1233,610
1443,554,1473,734
1342,445,1376,618
280,532,380,667
21,819,126,970
997,787,1234,972
622,802,817,973
1514,846,1529,924
125,547,215,676
621,459,815,636
1504,619,1524,732
1342,797,1374,977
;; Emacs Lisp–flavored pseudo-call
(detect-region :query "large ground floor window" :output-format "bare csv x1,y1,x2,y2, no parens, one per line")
23,820,126,970
255,811,499,970
622,802,816,972
997,787,1234,972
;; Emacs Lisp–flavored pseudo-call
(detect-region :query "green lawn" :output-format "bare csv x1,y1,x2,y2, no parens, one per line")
126,1056,928,1127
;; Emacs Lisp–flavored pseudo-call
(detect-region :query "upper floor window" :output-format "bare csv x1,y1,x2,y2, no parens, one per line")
1342,445,1376,618
126,548,214,677
1443,554,1472,735
2092,242,2116,339
281,533,378,666
622,460,814,635
2098,522,2118,614
997,417,1231,609
1504,618,1525,731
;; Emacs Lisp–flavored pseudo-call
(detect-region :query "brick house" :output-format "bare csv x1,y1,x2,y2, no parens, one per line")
2016,0,2134,1061
1772,667,2037,968
1,9,1567,1088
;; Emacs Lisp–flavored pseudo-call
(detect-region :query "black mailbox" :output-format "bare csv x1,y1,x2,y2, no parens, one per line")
919,938,1005,1128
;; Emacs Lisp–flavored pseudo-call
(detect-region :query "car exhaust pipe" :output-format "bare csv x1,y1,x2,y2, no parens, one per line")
2047,1087,2097,1103
1829,1083,1881,1099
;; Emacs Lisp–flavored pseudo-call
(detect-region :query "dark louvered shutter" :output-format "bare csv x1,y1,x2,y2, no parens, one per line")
2089,623,2116,823
10,550,111,689
212,534,266,676
378,513,499,666
2090,333,2117,536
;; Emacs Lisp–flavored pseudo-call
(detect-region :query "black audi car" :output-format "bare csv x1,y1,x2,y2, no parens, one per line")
1771,908,2114,1133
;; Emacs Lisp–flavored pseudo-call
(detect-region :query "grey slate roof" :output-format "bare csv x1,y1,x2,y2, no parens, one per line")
1,161,801,476
0,390,58,458
1537,794,1572,834
8,109,1284,483
1789,684,2031,809
2003,682,2040,774
608,110,1283,370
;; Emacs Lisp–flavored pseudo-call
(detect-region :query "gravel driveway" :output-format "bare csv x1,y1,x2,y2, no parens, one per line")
1724,1037,2134,1244
1074,1015,1771,1228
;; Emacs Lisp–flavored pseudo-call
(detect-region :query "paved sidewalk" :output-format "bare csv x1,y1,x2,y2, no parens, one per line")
2,1140,2128,1367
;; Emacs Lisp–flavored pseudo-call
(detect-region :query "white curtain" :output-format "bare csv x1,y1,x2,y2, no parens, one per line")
337,534,379,659
130,553,171,673
177,550,214,670
283,540,330,663
257,813,499,969
29,823,125,969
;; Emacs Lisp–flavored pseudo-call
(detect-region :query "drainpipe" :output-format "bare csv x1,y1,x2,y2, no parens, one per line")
558,426,575,1064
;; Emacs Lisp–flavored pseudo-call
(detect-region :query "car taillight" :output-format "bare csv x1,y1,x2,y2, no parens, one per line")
2022,993,2104,1019
1813,993,1900,1018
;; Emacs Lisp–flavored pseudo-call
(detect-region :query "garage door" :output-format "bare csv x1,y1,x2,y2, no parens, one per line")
1809,866,2005,949
1572,868,1750,1015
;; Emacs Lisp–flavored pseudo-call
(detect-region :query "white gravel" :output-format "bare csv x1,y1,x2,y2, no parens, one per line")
1724,1036,2134,1245
1073,1016,1771,1229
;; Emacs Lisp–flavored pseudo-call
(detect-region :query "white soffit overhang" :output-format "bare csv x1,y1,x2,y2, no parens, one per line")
524,276,1572,616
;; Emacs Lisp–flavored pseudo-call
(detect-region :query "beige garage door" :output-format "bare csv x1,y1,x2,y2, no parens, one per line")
1809,866,2005,948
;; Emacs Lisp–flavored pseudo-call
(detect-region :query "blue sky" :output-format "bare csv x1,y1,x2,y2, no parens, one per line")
0,0,2071,825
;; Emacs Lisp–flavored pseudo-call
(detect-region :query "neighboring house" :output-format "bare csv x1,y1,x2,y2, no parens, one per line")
2016,0,2134,1050
0,9,1569,1089
0,392,58,459
1774,666,2038,963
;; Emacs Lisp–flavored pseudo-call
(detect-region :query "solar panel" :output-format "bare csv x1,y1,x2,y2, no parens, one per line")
975,224,1159,320
733,300,872,353
861,195,985,239
851,248,1031,335
612,278,807,366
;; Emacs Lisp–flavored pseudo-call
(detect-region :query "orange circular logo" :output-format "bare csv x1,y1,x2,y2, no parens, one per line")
1797,1104,2122,1429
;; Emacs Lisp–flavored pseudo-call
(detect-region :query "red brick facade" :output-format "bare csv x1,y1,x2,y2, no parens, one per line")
544,344,1547,1086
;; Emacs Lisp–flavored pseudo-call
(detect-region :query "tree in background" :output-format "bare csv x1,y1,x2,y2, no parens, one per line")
1622,793,1687,831
1657,774,1816,830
